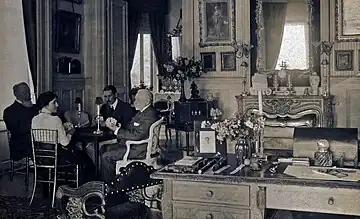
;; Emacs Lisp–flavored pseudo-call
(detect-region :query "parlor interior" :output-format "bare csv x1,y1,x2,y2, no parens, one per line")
1,0,360,218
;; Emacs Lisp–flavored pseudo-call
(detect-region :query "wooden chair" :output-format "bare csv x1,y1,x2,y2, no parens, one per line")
6,131,31,191
30,129,79,208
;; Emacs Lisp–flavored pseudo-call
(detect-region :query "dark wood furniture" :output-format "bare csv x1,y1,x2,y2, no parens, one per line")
173,100,217,155
73,127,114,178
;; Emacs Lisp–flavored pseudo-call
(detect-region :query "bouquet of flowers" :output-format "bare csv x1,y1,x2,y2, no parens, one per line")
161,56,205,81
210,111,266,142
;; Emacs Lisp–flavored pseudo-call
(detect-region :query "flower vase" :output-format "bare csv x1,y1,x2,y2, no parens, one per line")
179,79,187,102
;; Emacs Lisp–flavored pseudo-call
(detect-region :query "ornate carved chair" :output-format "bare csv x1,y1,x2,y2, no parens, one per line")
55,161,163,219
115,117,165,174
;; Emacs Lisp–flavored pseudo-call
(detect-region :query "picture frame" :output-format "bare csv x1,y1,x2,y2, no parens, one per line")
220,52,236,71
201,52,216,71
335,50,353,71
199,0,236,47
55,10,81,54
335,0,360,42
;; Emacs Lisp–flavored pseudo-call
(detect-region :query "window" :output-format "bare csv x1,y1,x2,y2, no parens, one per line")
130,34,158,88
275,22,309,70
130,13,158,89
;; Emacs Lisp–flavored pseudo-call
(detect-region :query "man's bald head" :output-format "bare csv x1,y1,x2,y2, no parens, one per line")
13,82,30,102
133,89,153,111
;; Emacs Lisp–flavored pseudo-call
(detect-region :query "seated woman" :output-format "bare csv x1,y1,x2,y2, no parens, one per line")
31,91,76,163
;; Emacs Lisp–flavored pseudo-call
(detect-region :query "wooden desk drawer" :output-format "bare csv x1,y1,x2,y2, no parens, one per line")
266,185,360,216
173,202,250,219
173,181,250,206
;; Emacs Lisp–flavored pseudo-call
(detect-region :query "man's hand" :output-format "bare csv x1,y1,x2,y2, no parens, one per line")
105,117,121,132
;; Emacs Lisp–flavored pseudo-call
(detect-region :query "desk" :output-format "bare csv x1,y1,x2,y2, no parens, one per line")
73,127,114,178
152,161,360,219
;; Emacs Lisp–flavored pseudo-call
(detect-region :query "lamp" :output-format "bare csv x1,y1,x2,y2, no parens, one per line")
278,61,287,79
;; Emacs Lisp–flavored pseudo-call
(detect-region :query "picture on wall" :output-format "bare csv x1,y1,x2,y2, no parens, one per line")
220,52,236,71
200,52,216,71
335,0,360,41
55,10,81,54
335,50,353,71
199,0,236,47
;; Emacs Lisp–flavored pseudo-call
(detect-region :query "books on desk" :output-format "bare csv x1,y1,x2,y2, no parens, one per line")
174,156,203,167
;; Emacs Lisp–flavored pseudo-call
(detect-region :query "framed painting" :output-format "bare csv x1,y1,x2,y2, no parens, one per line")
199,0,236,47
335,50,353,71
335,0,360,42
220,52,236,71
55,10,81,54
201,52,216,71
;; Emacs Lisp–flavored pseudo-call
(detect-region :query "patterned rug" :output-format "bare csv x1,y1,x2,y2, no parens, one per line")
0,195,58,219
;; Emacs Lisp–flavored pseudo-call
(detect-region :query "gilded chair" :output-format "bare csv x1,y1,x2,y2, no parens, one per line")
30,129,79,208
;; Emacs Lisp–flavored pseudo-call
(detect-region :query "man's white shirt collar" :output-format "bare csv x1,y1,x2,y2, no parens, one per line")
140,104,150,112
110,98,118,110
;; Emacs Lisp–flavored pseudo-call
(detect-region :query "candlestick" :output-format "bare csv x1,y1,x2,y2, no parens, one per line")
258,89,263,115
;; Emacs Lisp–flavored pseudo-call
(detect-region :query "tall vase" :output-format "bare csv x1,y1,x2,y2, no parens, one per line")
179,79,187,102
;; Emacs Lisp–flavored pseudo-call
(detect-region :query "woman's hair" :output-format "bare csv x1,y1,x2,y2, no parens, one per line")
36,91,58,109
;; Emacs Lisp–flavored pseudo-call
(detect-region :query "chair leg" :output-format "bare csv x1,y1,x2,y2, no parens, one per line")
76,165,79,188
51,170,57,208
25,157,29,191
9,160,14,181
29,167,37,205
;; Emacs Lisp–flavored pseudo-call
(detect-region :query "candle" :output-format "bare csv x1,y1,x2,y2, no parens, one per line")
96,105,101,116
258,89,263,115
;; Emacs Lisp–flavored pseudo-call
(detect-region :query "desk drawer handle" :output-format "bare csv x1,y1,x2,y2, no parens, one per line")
328,197,334,205
206,213,213,219
206,191,213,197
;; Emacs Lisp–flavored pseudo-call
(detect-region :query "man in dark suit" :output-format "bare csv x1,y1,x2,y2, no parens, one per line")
3,82,38,162
100,85,136,129
87,89,159,182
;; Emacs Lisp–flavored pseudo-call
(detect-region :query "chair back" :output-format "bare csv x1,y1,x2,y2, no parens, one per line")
31,129,59,169
146,117,164,159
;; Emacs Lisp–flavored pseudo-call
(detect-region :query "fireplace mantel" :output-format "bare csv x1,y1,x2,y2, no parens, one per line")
235,95,334,127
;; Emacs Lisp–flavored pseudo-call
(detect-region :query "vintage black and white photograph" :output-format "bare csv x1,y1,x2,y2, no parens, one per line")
201,52,216,71
335,50,353,71
221,52,236,71
199,0,236,47
55,10,81,54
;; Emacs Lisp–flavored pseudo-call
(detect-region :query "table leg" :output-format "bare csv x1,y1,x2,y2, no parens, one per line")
186,131,190,156
94,137,100,178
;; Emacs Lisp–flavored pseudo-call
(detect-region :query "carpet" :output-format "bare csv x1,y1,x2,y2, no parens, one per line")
0,195,58,219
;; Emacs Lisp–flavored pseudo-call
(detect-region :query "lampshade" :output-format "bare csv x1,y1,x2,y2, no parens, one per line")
278,68,287,79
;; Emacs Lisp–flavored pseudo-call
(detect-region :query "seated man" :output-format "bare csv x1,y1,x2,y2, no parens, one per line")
100,85,136,129
86,89,160,182
3,82,38,163
64,97,91,128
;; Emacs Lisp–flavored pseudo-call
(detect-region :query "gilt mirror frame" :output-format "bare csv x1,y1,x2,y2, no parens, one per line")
198,0,236,47
254,0,320,85
335,0,360,42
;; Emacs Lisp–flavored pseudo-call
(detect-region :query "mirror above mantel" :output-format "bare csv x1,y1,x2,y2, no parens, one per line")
250,0,325,96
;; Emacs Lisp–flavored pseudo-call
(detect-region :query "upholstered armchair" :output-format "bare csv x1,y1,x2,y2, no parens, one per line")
56,161,163,219
115,117,164,174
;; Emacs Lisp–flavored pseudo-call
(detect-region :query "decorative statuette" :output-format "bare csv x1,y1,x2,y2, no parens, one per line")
309,72,320,95
314,139,332,167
